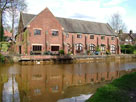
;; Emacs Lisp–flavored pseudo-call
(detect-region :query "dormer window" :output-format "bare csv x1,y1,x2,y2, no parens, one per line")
52,30,58,36
77,34,82,38
66,33,69,38
101,36,105,40
90,35,94,39
111,37,114,40
34,29,41,35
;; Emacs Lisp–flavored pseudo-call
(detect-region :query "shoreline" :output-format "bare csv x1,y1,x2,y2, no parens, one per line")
86,72,136,102
13,54,136,64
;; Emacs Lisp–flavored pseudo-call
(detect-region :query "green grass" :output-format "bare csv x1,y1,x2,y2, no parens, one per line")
86,72,136,102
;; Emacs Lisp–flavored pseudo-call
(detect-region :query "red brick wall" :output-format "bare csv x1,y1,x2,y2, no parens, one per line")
16,8,120,55
64,33,119,55
27,8,63,55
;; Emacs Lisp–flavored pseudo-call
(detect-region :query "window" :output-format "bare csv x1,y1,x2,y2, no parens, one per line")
34,89,41,95
52,85,59,92
110,45,116,54
51,46,59,51
90,35,94,39
101,44,105,51
101,36,105,40
76,43,83,53
111,37,114,40
90,44,95,52
52,30,58,36
33,46,42,51
34,29,41,35
77,34,82,38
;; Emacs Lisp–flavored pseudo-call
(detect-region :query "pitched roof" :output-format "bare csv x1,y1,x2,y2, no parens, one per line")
119,33,136,41
21,13,116,36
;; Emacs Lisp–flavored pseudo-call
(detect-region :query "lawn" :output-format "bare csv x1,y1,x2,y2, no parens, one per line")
86,72,136,102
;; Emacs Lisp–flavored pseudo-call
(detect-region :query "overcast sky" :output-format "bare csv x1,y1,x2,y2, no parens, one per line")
25,0,136,32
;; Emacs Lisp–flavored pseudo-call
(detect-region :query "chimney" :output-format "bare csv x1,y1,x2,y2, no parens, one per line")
119,30,123,34
130,30,133,35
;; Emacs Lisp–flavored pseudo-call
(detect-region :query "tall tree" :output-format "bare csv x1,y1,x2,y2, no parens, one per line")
0,0,27,41
9,0,27,39
108,12,127,33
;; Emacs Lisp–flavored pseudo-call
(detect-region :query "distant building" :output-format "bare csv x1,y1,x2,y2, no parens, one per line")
119,30,136,45
4,30,12,42
15,8,120,55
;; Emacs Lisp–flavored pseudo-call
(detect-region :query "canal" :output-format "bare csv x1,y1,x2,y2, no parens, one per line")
0,59,136,102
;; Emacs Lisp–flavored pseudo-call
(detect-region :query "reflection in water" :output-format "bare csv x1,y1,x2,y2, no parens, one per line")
57,94,92,102
0,59,136,102
2,76,20,102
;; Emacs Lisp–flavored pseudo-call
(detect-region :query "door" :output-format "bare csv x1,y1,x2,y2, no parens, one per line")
19,46,22,54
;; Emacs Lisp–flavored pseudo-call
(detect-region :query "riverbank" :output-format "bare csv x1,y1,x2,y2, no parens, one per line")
0,53,13,64
11,54,136,64
86,72,136,102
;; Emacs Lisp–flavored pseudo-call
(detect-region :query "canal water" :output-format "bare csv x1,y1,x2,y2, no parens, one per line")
0,59,136,102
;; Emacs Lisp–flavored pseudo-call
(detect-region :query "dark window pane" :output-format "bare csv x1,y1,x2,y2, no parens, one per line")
77,34,82,38
90,35,94,39
33,46,42,51
111,37,114,40
51,46,59,51
101,36,105,40
34,29,41,35
52,31,58,36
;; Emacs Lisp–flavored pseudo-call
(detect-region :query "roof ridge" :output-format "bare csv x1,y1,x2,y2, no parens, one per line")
21,12,107,25
56,16,107,25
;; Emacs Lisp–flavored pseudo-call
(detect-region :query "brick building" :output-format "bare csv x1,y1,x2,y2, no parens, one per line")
16,8,120,55
119,30,136,45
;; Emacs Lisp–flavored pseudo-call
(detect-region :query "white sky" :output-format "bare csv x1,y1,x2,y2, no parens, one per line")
25,0,136,32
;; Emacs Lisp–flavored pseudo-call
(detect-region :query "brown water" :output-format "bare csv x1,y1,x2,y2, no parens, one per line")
0,59,136,102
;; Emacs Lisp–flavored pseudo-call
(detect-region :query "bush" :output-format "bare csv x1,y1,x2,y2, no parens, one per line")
106,50,110,55
44,51,52,55
121,45,135,54
133,50,136,54
96,46,101,52
59,50,64,55
0,53,5,63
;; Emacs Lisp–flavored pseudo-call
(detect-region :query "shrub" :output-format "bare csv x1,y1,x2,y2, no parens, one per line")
44,51,52,55
59,50,64,55
121,45,135,54
96,46,101,52
133,50,136,54
0,53,5,63
106,50,110,55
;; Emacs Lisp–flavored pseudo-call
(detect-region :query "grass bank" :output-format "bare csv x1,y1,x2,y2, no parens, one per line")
86,72,136,102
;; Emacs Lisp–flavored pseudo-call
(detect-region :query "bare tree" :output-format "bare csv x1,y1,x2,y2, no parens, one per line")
8,0,27,39
108,12,127,33
0,0,27,41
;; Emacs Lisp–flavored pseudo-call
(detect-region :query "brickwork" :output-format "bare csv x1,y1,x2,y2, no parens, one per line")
16,8,120,55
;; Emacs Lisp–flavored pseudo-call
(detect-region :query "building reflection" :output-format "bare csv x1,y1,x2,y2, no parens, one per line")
15,61,123,102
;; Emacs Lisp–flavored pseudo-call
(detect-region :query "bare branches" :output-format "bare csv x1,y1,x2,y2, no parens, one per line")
108,13,127,33
0,0,27,41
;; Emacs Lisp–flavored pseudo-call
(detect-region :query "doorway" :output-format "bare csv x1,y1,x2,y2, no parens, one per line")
19,46,22,54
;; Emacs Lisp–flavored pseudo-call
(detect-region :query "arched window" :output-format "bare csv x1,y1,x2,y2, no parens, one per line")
67,43,71,52
76,43,83,53
101,44,106,52
110,45,116,54
90,44,95,52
